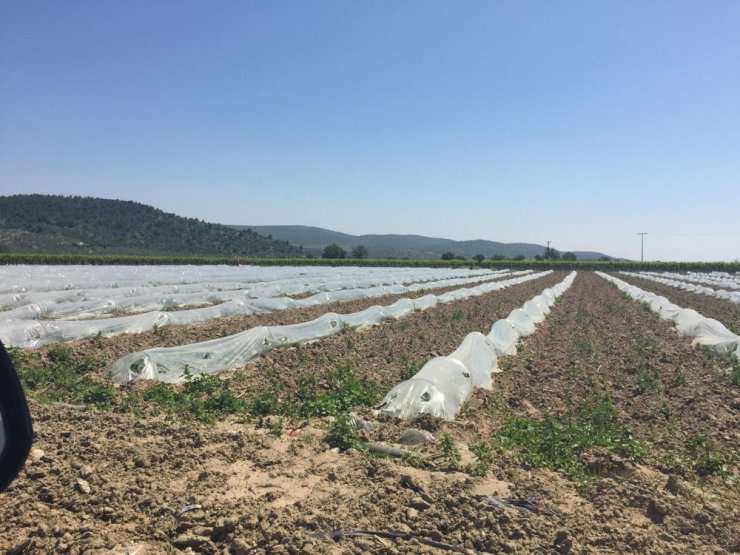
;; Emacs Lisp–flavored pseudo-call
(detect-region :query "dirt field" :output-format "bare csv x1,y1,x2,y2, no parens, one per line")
2,271,738,554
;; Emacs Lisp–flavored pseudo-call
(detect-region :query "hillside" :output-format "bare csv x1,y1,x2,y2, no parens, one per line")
233,225,615,260
0,195,304,258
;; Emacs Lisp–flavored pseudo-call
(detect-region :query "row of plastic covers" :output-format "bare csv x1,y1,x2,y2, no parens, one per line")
641,271,740,291
1,268,521,349
105,271,553,383
0,265,497,315
0,265,489,295
597,273,739,359
377,272,578,420
623,272,740,304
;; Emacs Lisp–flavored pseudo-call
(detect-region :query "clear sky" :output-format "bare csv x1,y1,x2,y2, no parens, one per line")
1,1,739,261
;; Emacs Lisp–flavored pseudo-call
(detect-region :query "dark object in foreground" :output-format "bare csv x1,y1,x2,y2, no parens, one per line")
0,340,33,491
474,495,555,515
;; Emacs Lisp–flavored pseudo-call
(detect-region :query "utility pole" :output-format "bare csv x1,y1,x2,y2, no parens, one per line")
638,233,647,263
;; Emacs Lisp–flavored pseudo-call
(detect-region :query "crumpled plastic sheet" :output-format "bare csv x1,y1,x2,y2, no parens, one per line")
1,268,530,349
621,272,740,304
597,272,740,360
105,271,553,384
378,272,577,420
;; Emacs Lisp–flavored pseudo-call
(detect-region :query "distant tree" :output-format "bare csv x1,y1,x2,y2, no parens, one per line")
473,254,485,264
441,251,455,260
322,243,346,259
491,254,506,261
514,254,526,261
562,252,577,261
534,255,544,261
351,244,369,259
599,256,611,261
544,248,560,260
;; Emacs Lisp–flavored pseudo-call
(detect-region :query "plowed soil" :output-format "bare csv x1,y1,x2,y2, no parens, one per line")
2,271,738,555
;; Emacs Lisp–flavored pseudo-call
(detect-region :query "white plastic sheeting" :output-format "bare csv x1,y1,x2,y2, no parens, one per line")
642,271,740,291
622,272,740,305
597,272,740,360
377,272,577,420
0,264,493,295
106,271,553,384
1,267,526,348
0,265,504,317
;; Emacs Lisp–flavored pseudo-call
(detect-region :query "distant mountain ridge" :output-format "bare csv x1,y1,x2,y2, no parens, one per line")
233,225,615,260
0,195,304,257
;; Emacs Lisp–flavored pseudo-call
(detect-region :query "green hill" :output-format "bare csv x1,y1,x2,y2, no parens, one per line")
0,195,304,258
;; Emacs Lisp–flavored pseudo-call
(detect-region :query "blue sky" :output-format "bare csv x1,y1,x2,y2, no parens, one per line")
1,1,739,261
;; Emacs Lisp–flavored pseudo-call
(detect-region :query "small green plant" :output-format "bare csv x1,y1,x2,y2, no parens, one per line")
498,357,514,371
399,355,420,381
574,337,593,357
248,382,284,416
269,417,284,437
467,442,495,475
324,413,365,451
650,398,671,422
670,365,687,388
730,358,740,386
575,305,591,322
635,364,661,395
439,433,461,470
687,433,735,478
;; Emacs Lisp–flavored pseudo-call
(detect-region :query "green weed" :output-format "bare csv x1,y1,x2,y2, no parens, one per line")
248,361,381,419
574,337,593,357
323,413,365,451
670,365,687,388
439,433,462,470
467,442,495,475
140,371,246,424
687,434,736,478
730,358,740,386
11,345,116,409
496,389,644,484
399,355,420,381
